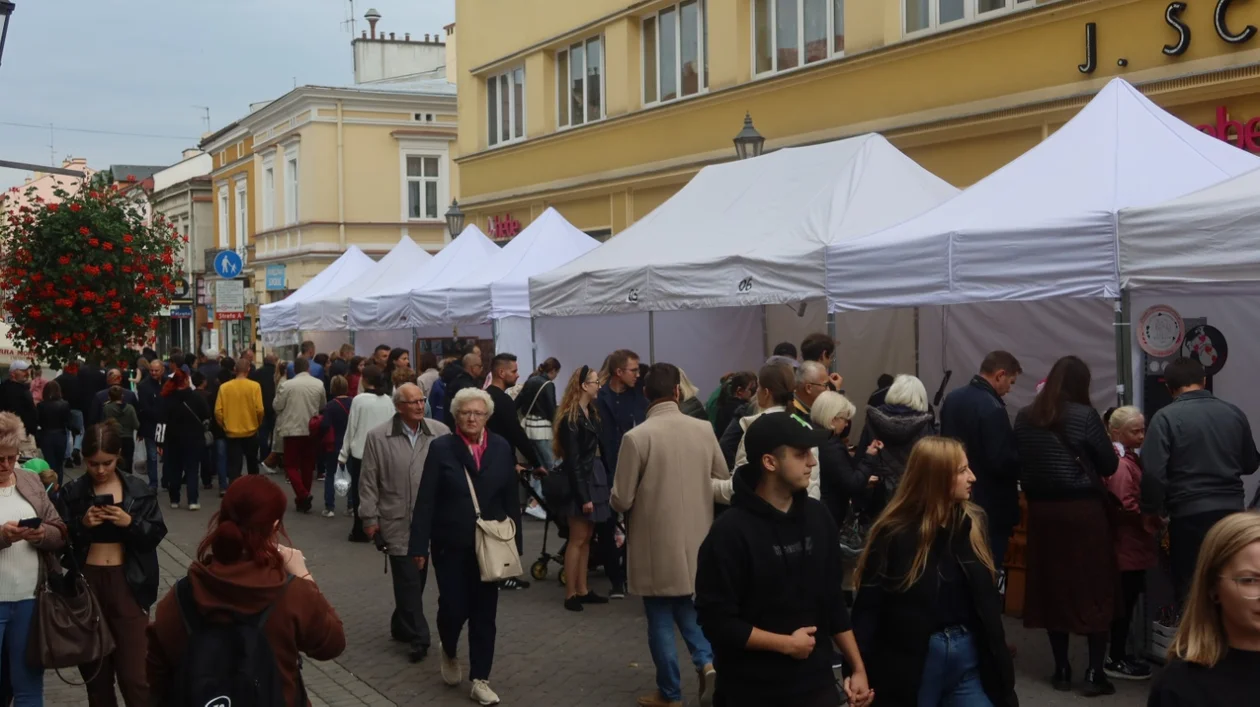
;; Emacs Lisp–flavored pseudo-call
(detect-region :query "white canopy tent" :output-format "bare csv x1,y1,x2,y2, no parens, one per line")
530,134,958,316
259,246,374,339
527,134,957,398
825,78,1260,311
298,237,432,332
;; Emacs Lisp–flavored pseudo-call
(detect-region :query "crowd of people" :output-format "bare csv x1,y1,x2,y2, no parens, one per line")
0,332,1256,707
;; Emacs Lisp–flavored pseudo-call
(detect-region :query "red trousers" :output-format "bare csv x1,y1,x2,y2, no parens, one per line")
283,435,316,502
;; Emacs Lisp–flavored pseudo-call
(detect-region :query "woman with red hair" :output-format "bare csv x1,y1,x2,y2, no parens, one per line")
145,476,346,705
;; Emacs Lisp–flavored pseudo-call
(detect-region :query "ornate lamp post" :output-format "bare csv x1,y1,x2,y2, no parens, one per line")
0,2,15,69
733,112,765,160
445,199,466,238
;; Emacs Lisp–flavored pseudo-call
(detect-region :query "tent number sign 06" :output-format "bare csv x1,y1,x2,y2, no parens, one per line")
626,288,640,304
737,277,754,293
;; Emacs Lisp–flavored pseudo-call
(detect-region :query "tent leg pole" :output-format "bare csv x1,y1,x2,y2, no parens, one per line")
530,318,538,373
761,305,769,360
648,311,656,365
826,311,837,376
1115,292,1133,407
914,307,921,378
349,330,355,348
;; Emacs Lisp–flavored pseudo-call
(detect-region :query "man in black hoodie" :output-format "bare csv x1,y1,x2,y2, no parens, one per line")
696,412,872,707
438,352,481,428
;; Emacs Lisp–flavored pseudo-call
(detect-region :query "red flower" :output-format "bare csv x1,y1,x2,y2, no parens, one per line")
94,339,103,348
181,235,189,243
61,337,72,345
122,247,133,255
126,174,137,182
161,253,174,266
78,226,90,236
83,265,100,276
88,238,100,247
143,273,153,282
105,289,116,298
122,234,133,243
47,203,59,212
110,301,121,311
57,255,70,266
121,266,132,274
29,308,41,319
102,242,114,251
80,307,91,315
134,284,145,294
30,273,41,283
102,263,113,273
68,203,81,212
89,191,100,199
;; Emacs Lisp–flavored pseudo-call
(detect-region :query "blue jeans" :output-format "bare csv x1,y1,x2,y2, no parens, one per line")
643,596,713,701
67,410,84,455
529,439,554,500
215,439,229,490
918,627,994,707
143,437,159,489
323,452,339,512
258,416,275,460
0,599,42,706
39,430,67,485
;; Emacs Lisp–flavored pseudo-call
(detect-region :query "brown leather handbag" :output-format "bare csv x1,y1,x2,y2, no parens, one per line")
27,552,115,683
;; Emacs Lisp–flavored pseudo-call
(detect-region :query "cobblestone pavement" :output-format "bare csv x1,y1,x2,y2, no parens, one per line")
45,472,1153,706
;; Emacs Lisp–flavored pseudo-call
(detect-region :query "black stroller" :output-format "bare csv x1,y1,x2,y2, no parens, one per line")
519,468,625,586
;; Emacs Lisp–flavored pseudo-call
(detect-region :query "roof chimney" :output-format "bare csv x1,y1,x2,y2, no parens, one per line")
389,32,395,40
361,30,367,38
365,8,381,39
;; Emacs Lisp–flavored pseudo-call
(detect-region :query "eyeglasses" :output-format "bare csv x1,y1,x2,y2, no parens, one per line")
398,398,426,406
457,410,488,419
1221,575,1260,599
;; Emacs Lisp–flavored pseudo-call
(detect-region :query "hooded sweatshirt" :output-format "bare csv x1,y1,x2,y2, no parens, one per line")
146,560,346,707
861,404,936,510
695,463,851,706
438,360,478,428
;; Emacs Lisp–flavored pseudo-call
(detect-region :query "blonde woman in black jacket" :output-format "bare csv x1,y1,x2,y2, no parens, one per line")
553,365,612,612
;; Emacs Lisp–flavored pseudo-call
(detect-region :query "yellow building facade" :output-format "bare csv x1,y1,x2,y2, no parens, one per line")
454,0,1260,235
201,125,258,356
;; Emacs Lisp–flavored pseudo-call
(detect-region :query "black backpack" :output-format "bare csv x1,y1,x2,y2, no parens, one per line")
172,574,302,707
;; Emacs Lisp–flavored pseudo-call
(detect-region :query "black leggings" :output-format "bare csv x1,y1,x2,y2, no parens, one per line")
1049,631,1108,675
1110,570,1146,662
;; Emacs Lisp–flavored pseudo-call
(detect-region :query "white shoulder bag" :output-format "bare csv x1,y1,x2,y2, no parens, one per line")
463,467,522,582
520,380,553,442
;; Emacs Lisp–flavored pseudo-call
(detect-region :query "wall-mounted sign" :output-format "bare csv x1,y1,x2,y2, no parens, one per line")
487,214,521,240
171,277,190,299
1182,324,1229,375
213,250,244,279
265,264,287,291
1138,304,1185,358
215,280,245,321
1078,1,1259,72
1196,107,1260,151
170,305,194,320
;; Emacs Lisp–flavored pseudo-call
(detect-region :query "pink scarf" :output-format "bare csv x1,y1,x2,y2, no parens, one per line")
458,428,488,469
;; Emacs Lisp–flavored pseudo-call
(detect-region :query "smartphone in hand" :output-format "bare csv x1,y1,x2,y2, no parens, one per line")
17,517,41,529
92,495,116,507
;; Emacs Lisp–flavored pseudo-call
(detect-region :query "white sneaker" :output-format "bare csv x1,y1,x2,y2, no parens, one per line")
322,510,336,518
261,463,279,475
525,504,547,521
470,679,500,705
188,503,201,511
440,643,461,687
170,502,180,510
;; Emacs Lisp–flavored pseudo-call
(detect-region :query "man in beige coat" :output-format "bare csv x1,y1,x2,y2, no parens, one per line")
272,356,326,512
612,363,729,707
360,383,450,663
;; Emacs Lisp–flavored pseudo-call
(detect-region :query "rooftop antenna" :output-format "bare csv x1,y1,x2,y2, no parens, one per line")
341,0,357,35
193,105,210,133
47,122,53,166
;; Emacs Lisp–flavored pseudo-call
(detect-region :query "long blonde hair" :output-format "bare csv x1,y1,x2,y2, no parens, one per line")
1169,512,1260,667
855,437,995,591
552,365,598,460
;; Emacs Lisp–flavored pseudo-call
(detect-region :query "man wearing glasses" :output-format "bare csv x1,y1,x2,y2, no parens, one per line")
359,383,451,663
792,362,830,420
596,349,646,599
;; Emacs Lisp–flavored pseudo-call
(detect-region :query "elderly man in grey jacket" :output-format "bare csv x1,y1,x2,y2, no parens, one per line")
360,382,451,663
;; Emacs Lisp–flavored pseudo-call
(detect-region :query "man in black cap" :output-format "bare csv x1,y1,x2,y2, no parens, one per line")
696,412,872,707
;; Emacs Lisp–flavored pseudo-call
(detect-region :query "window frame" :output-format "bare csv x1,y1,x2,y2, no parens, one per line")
641,0,709,108
261,158,275,231
556,35,607,130
233,180,248,250
486,66,526,148
753,0,846,77
217,186,229,248
283,147,299,226
901,0,1035,38
403,152,444,221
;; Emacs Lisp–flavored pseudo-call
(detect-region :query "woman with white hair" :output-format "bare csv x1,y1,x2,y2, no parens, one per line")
409,386,521,706
860,374,936,516
810,391,881,528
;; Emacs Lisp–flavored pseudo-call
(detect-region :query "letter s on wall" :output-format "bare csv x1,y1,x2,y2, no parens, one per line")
1164,2,1191,55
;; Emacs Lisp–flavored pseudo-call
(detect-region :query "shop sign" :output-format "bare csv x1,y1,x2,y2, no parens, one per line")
215,280,245,321
171,277,190,299
1196,106,1260,151
265,264,287,291
1077,0,1258,73
487,214,521,240
170,305,193,320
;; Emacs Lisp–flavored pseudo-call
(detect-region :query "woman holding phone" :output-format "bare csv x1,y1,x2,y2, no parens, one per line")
61,422,167,706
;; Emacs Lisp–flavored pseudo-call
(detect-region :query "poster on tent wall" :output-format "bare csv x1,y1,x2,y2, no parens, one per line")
416,337,486,361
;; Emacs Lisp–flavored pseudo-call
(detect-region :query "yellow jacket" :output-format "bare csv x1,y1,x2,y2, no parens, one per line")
215,377,264,438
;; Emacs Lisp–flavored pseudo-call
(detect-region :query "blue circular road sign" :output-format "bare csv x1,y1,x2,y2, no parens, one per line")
214,250,243,279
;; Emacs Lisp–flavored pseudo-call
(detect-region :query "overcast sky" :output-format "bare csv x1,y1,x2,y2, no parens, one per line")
0,0,454,190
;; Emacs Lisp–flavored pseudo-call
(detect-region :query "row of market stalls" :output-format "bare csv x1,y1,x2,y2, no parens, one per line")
261,78,1260,480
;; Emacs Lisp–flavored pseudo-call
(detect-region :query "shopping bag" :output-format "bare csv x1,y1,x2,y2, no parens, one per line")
333,464,351,497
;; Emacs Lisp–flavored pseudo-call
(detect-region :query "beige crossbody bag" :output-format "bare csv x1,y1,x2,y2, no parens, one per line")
462,466,522,582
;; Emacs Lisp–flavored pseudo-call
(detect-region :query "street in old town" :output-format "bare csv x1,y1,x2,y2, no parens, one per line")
38,474,1150,707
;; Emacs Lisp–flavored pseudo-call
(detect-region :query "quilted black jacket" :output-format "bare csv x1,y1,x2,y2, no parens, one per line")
1013,401,1117,501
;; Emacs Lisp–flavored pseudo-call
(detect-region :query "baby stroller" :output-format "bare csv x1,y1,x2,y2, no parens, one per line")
520,468,569,584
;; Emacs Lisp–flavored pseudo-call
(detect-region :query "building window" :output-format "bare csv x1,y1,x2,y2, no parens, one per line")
754,0,844,75
234,182,248,249
486,67,525,147
261,162,275,231
904,0,1032,34
642,0,707,106
557,36,604,128
406,155,440,219
284,149,299,225
217,186,229,248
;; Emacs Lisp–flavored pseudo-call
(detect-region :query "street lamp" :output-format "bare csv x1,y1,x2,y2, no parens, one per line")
444,199,465,238
0,2,15,69
733,112,765,160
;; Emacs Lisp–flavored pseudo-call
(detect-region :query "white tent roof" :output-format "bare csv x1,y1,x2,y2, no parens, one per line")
357,225,504,330
529,134,958,317
300,237,432,331
825,78,1260,312
258,246,374,332
410,207,601,325
1119,166,1260,289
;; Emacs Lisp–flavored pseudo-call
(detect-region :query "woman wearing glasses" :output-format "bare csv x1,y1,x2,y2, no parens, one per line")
1149,512,1260,706
409,387,522,706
